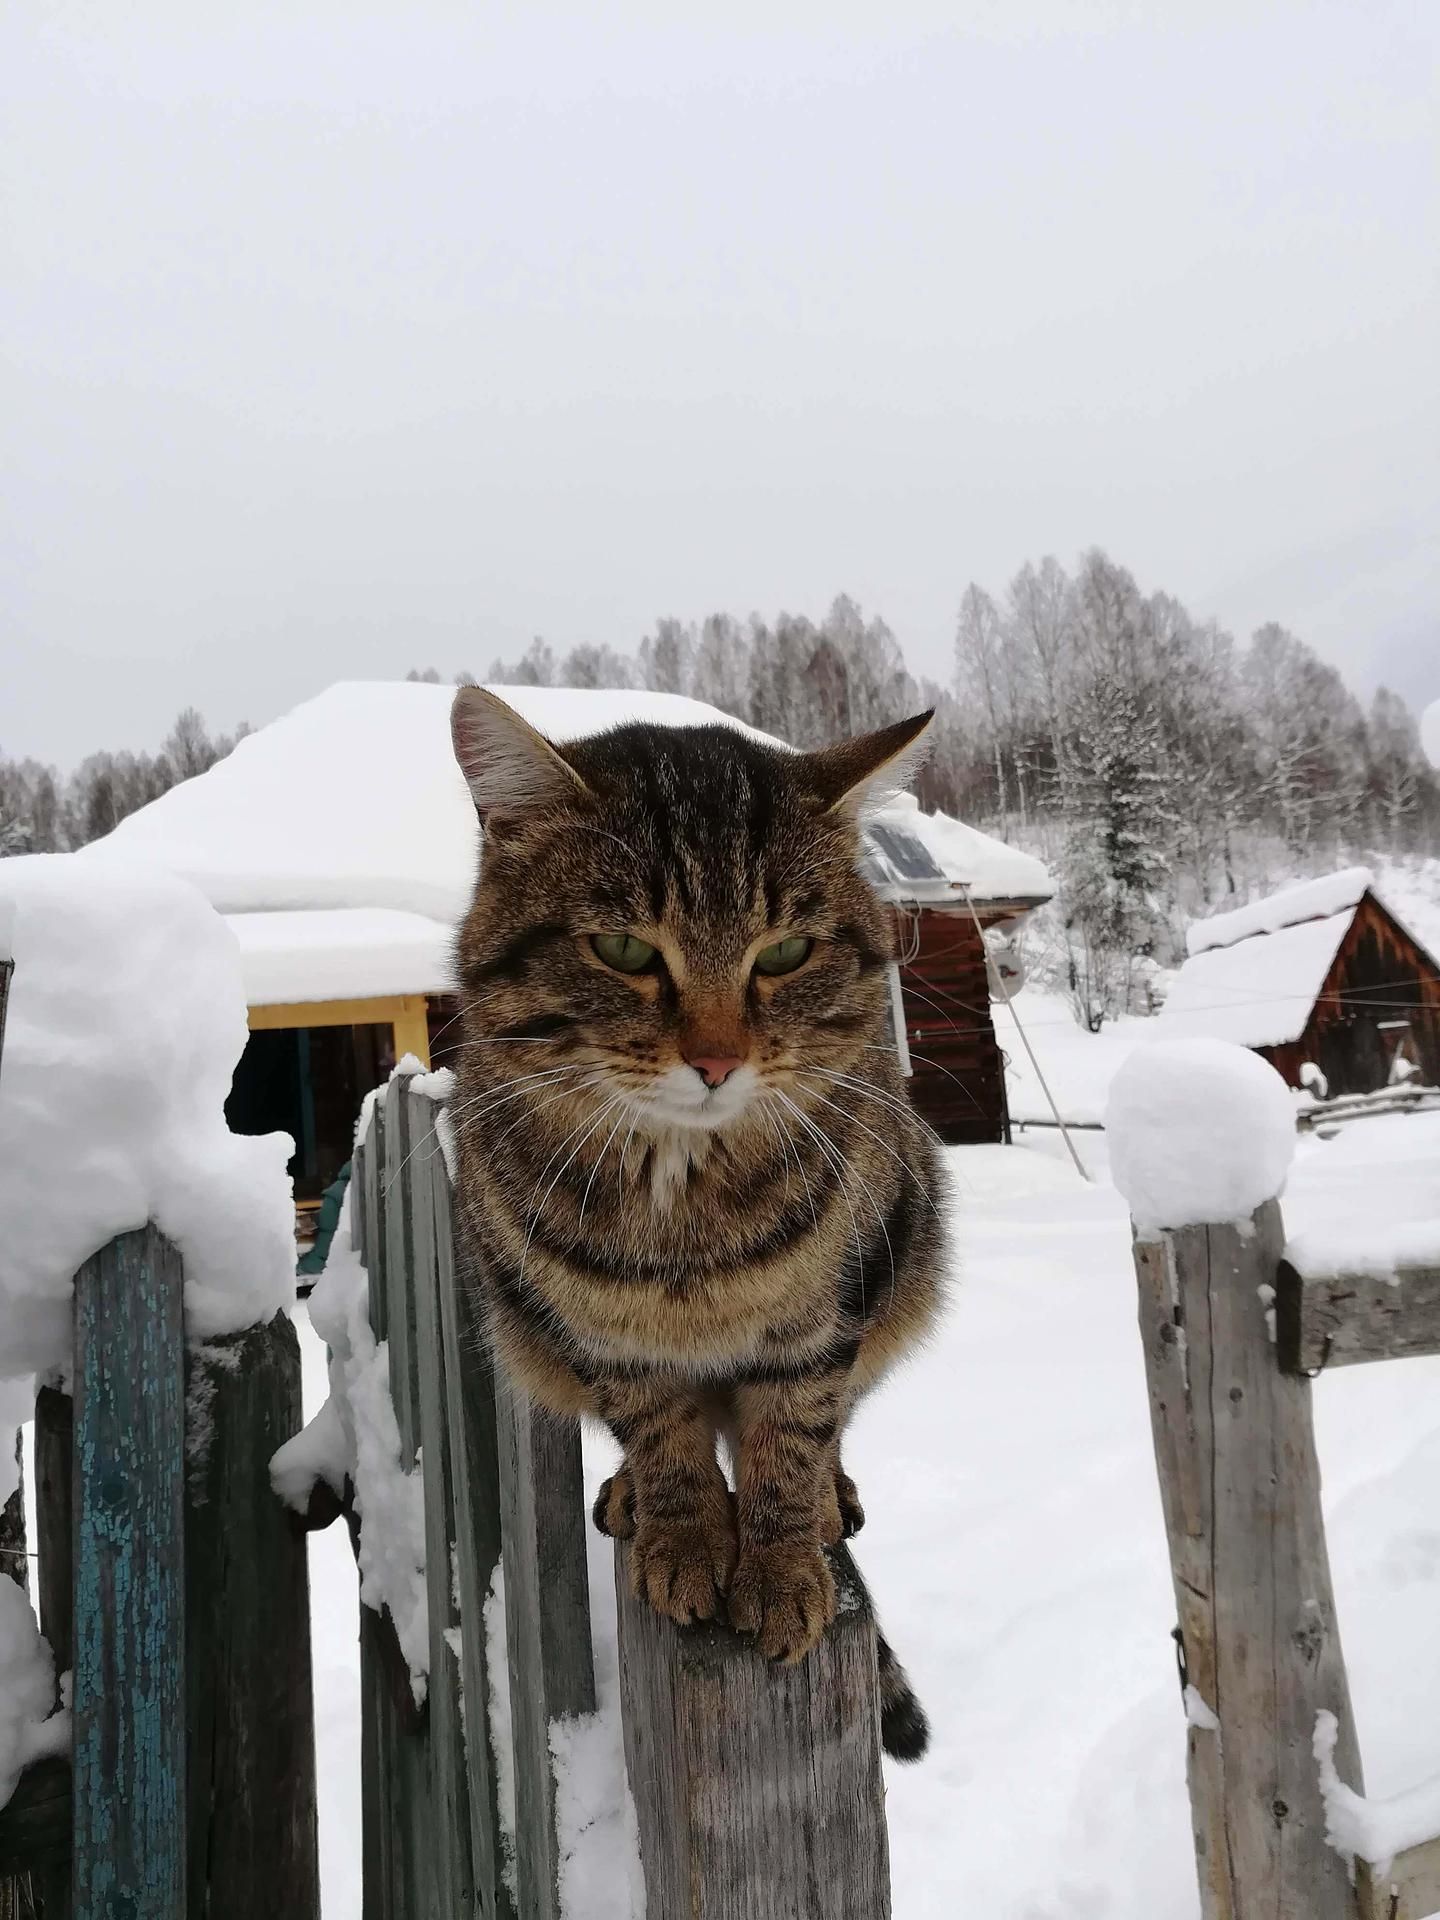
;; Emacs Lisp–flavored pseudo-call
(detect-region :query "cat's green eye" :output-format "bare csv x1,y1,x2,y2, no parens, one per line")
592,932,658,974
754,936,813,977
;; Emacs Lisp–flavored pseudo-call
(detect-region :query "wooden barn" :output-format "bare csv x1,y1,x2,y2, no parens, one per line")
80,680,1053,1212
861,805,1051,1141
1160,868,1440,1096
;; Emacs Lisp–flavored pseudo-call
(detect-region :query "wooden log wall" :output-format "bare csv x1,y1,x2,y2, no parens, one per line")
895,904,1006,1143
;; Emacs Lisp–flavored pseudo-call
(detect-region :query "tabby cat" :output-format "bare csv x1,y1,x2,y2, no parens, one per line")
448,687,948,1759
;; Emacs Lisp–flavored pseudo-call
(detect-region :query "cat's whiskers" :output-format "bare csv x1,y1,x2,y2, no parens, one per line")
479,1070,612,1163
441,1063,593,1137
517,1092,630,1288
577,1100,632,1231
772,1090,871,1315
788,1084,899,1313
796,1074,946,1221
383,1062,583,1198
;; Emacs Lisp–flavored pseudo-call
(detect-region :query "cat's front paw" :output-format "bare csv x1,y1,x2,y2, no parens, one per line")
630,1504,737,1626
728,1541,836,1662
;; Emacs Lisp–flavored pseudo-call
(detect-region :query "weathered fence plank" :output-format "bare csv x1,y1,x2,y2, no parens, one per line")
34,1387,73,1684
408,1099,475,1918
615,1541,891,1920
184,1315,319,1920
1276,1261,1440,1374
435,1155,514,1920
495,1388,596,1920
72,1224,188,1920
1133,1203,1364,1920
1358,1834,1440,1920
379,1079,437,1920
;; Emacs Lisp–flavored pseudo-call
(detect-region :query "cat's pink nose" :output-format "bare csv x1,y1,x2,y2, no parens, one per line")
687,1054,744,1089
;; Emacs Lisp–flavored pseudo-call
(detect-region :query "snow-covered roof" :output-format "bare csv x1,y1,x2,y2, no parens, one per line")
81,681,1050,1001
867,791,1052,905
227,909,456,1005
1159,911,1352,1048
1186,868,1372,957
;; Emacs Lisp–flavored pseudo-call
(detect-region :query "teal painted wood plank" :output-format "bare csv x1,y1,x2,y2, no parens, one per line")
72,1224,187,1920
435,1132,514,1920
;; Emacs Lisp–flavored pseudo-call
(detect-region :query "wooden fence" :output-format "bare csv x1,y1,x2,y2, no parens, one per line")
1131,1200,1440,1919
345,1072,893,1920
0,1230,318,1920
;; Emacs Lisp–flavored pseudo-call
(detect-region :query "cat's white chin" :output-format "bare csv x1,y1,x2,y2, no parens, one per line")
636,1062,759,1133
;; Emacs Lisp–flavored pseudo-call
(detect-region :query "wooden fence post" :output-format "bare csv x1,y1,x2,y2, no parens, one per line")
184,1316,319,1920
495,1390,596,1920
1132,1200,1364,1920
407,1097,476,1919
614,1541,892,1920
72,1224,187,1920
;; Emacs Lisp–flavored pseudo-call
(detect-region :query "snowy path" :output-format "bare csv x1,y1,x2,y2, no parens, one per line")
303,1112,1440,1918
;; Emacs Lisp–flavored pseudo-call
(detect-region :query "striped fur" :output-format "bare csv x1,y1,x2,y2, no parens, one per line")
449,692,948,1752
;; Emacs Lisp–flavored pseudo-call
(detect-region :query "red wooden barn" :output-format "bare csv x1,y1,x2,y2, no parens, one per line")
861,799,1054,1143
1161,868,1440,1096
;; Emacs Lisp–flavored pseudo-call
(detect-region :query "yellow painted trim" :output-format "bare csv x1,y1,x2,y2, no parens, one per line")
246,993,432,1070
247,996,415,1030
391,997,433,1070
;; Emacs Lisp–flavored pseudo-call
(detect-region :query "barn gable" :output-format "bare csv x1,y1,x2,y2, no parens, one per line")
1163,872,1440,1097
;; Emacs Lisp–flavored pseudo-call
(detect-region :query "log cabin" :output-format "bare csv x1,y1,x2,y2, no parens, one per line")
1160,868,1440,1096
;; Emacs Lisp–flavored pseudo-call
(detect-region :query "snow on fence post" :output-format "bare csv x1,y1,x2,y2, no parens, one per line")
1108,1042,1365,1920
72,1225,189,1920
614,1539,892,1920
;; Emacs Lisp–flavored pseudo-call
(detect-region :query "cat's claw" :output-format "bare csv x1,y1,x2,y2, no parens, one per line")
728,1542,836,1663
592,1469,636,1540
819,1470,866,1545
630,1511,737,1626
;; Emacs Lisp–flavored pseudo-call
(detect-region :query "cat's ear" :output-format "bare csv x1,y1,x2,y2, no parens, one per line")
802,710,935,818
451,687,592,824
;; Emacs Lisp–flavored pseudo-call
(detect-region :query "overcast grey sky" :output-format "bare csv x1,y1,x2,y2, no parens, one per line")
4,1,1437,768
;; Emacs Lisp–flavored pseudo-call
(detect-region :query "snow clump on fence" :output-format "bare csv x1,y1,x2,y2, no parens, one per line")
1104,1037,1296,1231
0,855,297,1382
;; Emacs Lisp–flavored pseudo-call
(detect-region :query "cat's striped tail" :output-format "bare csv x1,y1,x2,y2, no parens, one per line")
875,1629,930,1762
839,1544,929,1760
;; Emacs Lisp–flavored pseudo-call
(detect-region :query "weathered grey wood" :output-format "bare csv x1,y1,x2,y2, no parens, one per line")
1133,1203,1364,1920
1277,1261,1440,1373
72,1224,187,1920
1358,1834,1440,1919
34,1387,73,1687
434,1128,514,1920
614,1540,891,1920
379,1080,438,1920
184,1315,319,1920
0,1760,70,1877
496,1389,596,1920
352,1138,368,1265
25,1399,72,1920
407,1095,475,1917
0,1431,39,1920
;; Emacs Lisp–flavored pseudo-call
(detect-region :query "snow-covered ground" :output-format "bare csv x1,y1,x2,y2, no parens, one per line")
302,1095,1440,1919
